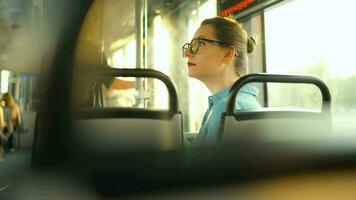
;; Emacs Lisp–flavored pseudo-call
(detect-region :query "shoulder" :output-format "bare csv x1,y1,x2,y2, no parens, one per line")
239,84,259,96
235,84,261,110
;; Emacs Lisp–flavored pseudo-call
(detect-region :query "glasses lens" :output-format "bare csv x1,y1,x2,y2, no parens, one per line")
182,43,190,57
190,39,199,53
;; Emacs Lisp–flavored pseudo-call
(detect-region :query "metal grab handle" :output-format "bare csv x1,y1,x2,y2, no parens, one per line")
80,67,178,113
226,73,331,115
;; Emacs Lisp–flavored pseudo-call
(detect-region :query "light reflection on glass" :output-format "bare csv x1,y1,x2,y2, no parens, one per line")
1,70,10,93
153,15,169,109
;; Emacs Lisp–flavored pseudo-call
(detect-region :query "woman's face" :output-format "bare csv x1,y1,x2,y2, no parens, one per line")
184,25,227,81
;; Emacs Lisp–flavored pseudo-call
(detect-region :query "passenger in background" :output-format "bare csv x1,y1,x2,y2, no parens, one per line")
182,17,261,144
75,42,135,107
0,101,6,161
2,93,21,152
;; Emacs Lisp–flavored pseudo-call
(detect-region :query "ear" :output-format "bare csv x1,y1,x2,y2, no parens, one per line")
223,46,236,64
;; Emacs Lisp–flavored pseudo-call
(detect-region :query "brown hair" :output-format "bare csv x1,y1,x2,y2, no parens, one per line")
201,17,256,76
2,93,15,108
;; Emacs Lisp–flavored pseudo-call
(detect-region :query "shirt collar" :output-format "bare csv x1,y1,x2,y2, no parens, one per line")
208,84,258,109
208,88,229,109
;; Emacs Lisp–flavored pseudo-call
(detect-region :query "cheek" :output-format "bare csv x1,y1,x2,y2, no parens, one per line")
198,53,222,69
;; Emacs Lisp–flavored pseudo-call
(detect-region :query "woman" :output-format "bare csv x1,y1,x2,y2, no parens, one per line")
0,101,6,161
182,17,260,144
2,93,21,151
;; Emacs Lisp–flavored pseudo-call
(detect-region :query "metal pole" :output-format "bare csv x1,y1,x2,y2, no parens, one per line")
135,0,143,69
135,0,143,106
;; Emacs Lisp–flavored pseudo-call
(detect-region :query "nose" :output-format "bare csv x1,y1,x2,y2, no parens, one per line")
183,49,193,58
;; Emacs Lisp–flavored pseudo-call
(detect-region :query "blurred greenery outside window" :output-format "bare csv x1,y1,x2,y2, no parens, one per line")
264,0,356,118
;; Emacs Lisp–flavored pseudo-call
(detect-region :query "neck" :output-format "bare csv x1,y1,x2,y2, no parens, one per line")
201,71,239,94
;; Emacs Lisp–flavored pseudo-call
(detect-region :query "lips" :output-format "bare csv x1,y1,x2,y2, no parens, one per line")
187,62,196,67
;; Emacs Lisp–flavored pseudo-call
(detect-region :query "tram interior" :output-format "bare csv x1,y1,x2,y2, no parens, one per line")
1,0,356,199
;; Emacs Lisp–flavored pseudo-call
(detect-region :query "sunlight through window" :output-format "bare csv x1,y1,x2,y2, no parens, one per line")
265,0,356,115
1,70,10,93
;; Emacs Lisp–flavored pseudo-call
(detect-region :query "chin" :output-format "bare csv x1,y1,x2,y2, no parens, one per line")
188,71,199,79
188,73,205,83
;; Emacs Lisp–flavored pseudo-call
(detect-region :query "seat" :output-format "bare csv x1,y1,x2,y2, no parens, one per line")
219,73,332,143
71,68,184,153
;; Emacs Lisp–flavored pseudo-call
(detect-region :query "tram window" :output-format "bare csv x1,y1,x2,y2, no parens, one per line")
75,0,135,68
264,0,356,118
74,0,219,132
267,83,322,110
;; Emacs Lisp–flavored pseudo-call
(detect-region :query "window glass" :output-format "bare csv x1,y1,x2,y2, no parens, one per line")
265,0,356,118
74,0,139,108
145,0,218,132
74,0,218,132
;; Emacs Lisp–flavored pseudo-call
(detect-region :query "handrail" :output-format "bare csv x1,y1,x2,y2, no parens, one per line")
226,73,331,115
80,67,179,113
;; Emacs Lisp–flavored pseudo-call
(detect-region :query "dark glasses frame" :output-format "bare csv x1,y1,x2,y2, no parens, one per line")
182,38,227,58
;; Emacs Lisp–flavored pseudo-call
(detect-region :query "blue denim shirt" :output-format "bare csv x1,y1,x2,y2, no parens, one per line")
194,84,261,145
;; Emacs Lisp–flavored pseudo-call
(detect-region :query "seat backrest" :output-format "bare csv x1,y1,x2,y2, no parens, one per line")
71,68,183,152
221,109,332,143
73,108,183,152
219,73,332,143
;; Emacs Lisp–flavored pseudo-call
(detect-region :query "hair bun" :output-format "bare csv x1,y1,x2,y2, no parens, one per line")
247,36,256,54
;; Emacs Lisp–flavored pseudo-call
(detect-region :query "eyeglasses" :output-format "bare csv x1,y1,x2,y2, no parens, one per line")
182,38,227,58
